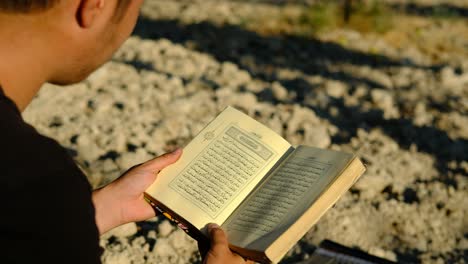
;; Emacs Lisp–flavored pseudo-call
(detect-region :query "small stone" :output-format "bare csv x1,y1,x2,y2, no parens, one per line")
153,238,173,257
368,247,397,262
76,136,103,161
158,220,174,237
271,82,288,101
325,80,347,98
369,71,393,89
108,222,138,238
371,89,398,118
169,229,190,249
303,124,331,149
414,102,432,126
116,148,152,170
441,66,468,89
147,230,157,240
371,89,393,109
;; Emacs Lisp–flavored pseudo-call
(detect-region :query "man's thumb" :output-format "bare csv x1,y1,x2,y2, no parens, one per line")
140,148,183,173
208,223,229,248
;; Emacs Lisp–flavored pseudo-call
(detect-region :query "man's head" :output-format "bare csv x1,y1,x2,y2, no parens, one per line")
0,0,143,87
0,1,60,13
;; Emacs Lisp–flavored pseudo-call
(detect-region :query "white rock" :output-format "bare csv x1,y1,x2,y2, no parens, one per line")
108,222,138,238
368,247,397,262
147,231,157,240
325,80,347,98
304,124,331,149
371,89,393,109
286,105,320,134
370,89,399,118
169,229,191,249
441,66,468,89
158,220,174,237
76,136,103,161
116,148,153,170
152,238,173,257
271,82,289,101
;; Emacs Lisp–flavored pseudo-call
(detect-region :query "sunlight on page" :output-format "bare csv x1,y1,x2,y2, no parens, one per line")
224,146,353,250
146,107,292,229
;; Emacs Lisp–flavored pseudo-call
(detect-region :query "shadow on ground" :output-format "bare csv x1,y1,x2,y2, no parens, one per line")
131,16,467,171
231,0,468,19
390,2,468,18
129,18,467,260
133,18,440,74
130,17,466,174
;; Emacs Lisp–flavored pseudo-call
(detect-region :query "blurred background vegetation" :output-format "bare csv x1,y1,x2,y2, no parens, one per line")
236,0,466,35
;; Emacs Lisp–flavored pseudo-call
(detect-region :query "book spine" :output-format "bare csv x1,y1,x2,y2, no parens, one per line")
143,193,209,244
144,193,271,263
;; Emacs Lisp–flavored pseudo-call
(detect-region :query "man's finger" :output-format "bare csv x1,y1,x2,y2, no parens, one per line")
208,223,230,253
140,148,183,173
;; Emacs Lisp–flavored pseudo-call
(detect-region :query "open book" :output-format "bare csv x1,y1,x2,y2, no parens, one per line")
145,106,365,263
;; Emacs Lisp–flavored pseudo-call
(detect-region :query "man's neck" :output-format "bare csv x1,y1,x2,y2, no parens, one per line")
0,15,55,111
0,67,47,112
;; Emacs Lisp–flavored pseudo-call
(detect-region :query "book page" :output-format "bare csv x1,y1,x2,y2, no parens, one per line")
146,107,291,229
223,146,354,250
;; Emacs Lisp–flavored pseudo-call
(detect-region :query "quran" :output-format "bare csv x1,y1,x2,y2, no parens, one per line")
144,106,366,264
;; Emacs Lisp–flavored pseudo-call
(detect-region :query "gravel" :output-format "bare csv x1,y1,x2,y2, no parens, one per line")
23,1,467,263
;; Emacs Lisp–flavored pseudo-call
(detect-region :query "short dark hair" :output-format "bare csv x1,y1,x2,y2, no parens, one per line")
0,0,130,16
0,0,60,13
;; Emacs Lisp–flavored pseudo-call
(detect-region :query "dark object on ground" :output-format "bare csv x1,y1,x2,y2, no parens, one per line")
298,240,397,264
344,0,352,23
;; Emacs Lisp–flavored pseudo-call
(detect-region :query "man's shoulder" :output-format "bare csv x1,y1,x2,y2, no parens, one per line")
0,92,101,263
0,89,89,189
0,92,65,162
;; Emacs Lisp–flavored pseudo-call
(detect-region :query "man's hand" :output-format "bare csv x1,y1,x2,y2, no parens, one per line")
201,224,254,264
92,148,183,235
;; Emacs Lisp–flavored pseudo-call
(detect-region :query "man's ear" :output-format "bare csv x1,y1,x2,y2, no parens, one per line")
76,0,105,28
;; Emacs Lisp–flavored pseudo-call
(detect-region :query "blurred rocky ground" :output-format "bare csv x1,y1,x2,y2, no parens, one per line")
23,0,467,263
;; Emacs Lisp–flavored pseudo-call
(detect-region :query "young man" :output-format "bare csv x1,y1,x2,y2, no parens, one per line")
0,1,250,263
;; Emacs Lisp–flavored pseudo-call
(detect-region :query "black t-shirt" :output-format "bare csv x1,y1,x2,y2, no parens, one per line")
0,87,101,263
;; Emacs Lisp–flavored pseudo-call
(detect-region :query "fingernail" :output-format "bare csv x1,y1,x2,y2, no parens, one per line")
208,223,220,231
171,148,182,155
